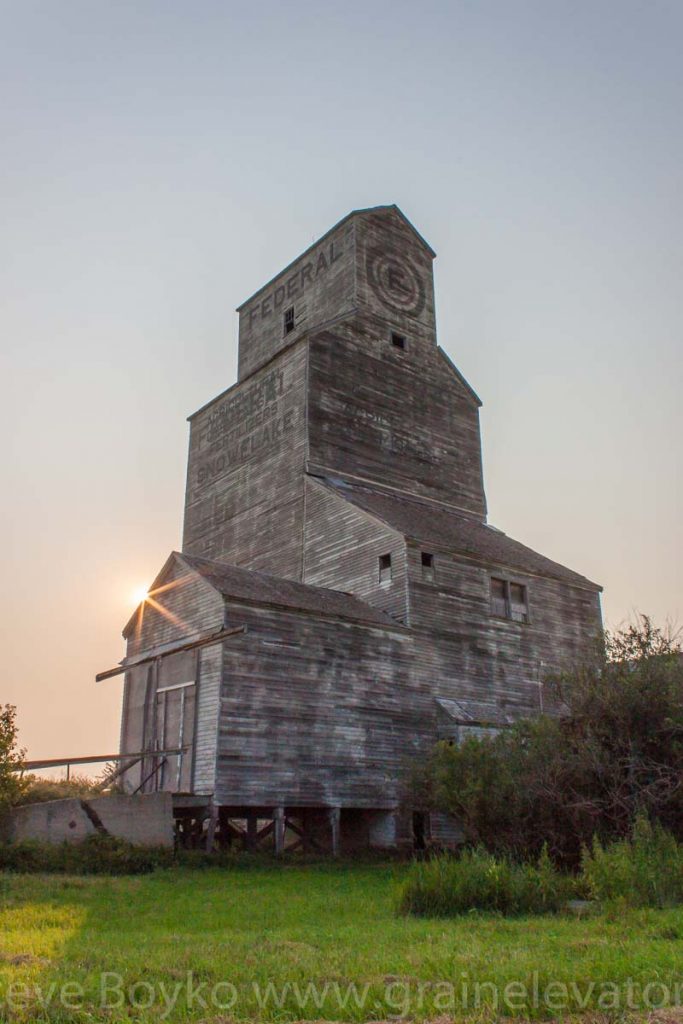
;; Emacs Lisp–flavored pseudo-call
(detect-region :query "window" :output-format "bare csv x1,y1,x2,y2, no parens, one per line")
390,331,406,350
490,577,529,623
490,577,508,618
421,551,435,582
379,553,392,584
509,582,529,623
283,306,295,335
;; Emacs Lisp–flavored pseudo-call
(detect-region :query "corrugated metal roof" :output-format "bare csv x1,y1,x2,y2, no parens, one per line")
318,478,602,591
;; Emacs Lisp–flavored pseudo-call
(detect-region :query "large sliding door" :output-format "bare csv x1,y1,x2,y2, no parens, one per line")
155,678,196,792
152,650,197,793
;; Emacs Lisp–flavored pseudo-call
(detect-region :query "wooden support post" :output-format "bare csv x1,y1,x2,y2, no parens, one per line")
205,803,219,854
329,806,341,858
274,806,285,856
246,812,257,852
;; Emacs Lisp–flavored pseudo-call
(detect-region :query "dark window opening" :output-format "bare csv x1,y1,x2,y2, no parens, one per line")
421,551,435,582
391,331,406,350
379,553,392,584
412,811,427,852
283,306,295,335
490,577,529,623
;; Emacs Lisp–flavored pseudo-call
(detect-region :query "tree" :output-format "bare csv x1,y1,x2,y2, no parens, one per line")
416,617,682,866
0,705,25,808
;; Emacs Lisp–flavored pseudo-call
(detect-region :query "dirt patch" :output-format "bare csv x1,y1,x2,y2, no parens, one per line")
0,952,51,967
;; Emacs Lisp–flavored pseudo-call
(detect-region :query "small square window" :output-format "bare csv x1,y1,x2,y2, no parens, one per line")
284,306,295,336
490,577,529,623
379,553,392,584
421,551,435,582
391,332,406,350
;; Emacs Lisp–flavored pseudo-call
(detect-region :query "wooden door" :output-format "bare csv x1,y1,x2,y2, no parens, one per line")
153,651,197,793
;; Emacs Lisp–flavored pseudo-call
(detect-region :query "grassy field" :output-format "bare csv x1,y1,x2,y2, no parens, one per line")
0,862,682,1023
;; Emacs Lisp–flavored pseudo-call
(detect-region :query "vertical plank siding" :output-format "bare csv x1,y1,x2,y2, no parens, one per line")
193,643,222,795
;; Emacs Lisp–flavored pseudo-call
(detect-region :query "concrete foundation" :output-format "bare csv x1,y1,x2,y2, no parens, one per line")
3,792,174,848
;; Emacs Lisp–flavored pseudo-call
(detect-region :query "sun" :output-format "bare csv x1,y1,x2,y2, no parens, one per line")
131,585,149,606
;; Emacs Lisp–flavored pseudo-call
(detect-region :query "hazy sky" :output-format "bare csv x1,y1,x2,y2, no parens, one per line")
1,0,681,763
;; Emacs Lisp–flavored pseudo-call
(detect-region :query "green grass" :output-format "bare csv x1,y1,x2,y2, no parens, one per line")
0,863,682,1022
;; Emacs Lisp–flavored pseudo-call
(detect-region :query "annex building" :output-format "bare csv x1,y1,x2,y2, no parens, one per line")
114,206,602,852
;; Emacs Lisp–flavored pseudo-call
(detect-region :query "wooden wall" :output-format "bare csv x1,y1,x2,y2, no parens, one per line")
120,555,227,795
354,208,436,344
406,542,602,719
303,478,409,623
182,342,308,577
235,205,437,382
237,217,356,381
306,325,487,515
215,601,421,809
193,643,222,796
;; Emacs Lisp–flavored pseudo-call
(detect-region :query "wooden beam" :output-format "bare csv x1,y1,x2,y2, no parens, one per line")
95,625,247,681
329,806,341,858
205,802,219,853
246,813,257,852
274,806,285,856
18,749,185,772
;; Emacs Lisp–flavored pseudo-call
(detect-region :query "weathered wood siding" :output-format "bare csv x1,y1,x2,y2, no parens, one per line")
125,555,224,658
306,328,486,515
182,343,308,577
237,218,356,381
193,643,222,795
121,555,226,794
117,204,604,818
215,603,421,808
354,208,436,344
303,478,409,622
235,205,436,383
407,542,602,719
118,665,149,792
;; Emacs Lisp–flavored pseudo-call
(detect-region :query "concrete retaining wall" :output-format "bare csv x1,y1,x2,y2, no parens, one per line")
3,792,174,847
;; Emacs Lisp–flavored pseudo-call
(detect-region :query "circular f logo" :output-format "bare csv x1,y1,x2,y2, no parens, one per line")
366,250,426,317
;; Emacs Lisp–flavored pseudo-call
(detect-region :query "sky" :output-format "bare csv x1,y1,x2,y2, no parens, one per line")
1,0,681,764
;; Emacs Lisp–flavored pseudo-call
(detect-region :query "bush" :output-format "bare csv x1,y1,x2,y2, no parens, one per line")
412,618,683,867
397,846,578,917
581,816,683,908
0,835,175,875
13,774,109,806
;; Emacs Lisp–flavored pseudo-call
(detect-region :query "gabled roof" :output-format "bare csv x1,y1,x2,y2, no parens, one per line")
316,478,602,591
176,552,401,629
236,204,435,311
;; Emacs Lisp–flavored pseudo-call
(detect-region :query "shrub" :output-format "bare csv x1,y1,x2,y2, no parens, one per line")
397,846,578,917
581,816,683,908
0,835,175,875
13,774,108,806
412,618,683,867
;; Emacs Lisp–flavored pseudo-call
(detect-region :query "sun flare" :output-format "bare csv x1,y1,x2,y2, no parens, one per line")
131,585,149,606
